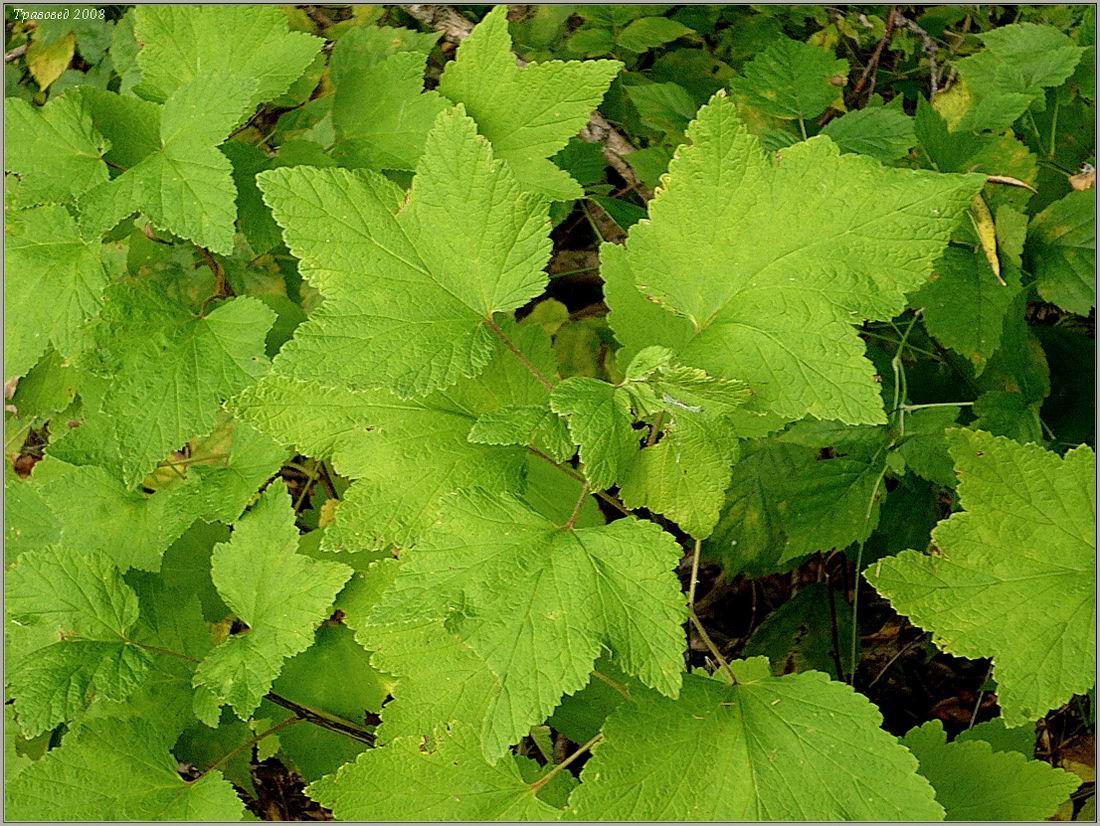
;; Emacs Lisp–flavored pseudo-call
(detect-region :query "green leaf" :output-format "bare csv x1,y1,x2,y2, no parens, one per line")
49,283,275,486
160,417,289,527
820,106,917,162
895,407,963,488
954,23,1085,132
866,429,1095,725
6,547,152,737
4,93,109,207
1028,190,1095,315
5,718,246,820
619,413,738,538
307,722,562,821
79,75,256,253
194,483,352,720
268,623,390,782
911,248,1023,373
550,376,639,490
231,322,551,552
258,106,551,398
366,489,685,759
469,404,574,464
743,582,851,680
438,6,621,200
5,204,110,379
26,457,192,572
332,49,448,172
328,24,440,87
706,439,886,575
133,5,322,110
902,719,1079,820
626,81,699,136
603,93,983,424
972,390,1044,445
567,670,943,820
616,17,693,53
731,37,847,121
4,476,61,563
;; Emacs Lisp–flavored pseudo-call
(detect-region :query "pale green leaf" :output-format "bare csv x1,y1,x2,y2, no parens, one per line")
619,413,738,538
866,429,1095,725
5,718,245,820
307,722,561,821
5,204,109,379
367,490,685,760
4,93,109,207
79,75,256,253
50,282,275,486
258,106,551,398
133,5,322,110
550,376,639,490
194,484,352,719
27,457,192,572
567,670,943,820
603,94,983,425
438,6,621,199
1029,190,1095,315
469,404,574,464
332,49,448,171
902,719,1079,820
231,323,552,552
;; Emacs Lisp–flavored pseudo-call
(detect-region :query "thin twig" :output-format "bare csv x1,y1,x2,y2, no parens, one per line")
484,316,555,391
530,733,602,791
4,44,27,62
264,693,376,745
689,610,736,685
134,639,376,745
894,12,941,96
867,634,926,689
849,7,898,106
399,3,652,202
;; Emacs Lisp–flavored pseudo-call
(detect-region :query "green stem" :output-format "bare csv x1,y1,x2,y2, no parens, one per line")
898,401,975,412
687,538,702,610
484,316,555,392
689,610,736,685
591,669,631,700
563,482,590,530
849,469,887,684
204,717,299,776
798,117,808,141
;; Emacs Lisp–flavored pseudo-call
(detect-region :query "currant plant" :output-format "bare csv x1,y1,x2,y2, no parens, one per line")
5,4,1095,821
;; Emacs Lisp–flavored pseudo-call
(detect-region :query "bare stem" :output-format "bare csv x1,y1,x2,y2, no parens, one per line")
530,733,603,792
